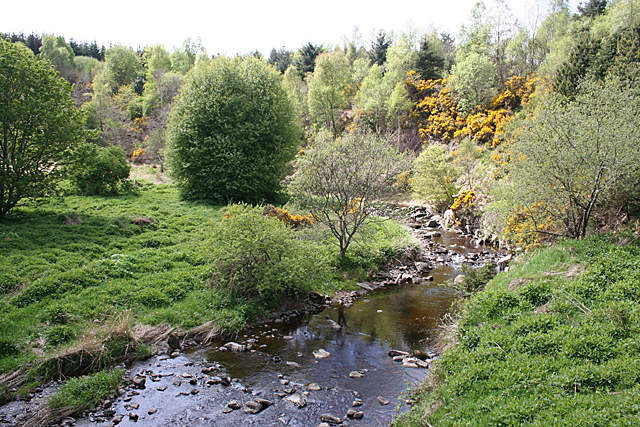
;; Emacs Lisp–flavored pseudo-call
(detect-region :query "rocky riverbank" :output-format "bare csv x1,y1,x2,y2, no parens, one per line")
0,205,511,427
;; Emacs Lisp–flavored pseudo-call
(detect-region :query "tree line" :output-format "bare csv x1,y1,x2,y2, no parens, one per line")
2,0,640,247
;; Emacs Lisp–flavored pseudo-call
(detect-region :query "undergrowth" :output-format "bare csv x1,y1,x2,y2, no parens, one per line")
394,236,640,427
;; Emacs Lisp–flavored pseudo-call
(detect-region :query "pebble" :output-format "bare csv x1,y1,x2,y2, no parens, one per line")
378,396,390,405
312,349,331,359
148,408,157,415
349,371,364,378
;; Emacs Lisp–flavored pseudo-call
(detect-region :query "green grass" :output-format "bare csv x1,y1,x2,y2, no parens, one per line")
394,236,640,427
0,183,415,385
49,368,124,416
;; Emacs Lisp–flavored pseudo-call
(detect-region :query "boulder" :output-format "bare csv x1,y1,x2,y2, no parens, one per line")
244,400,264,414
388,349,409,357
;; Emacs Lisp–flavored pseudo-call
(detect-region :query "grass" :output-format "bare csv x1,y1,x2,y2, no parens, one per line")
393,236,640,427
0,182,416,409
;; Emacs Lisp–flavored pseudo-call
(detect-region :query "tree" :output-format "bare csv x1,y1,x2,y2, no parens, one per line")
70,143,131,195
170,37,206,75
412,144,459,211
294,42,323,77
369,29,392,66
0,40,85,219
39,35,75,81
578,0,608,18
415,36,445,80
268,47,292,74
104,45,143,93
501,78,640,239
167,56,300,204
307,51,351,137
450,52,496,113
289,131,410,259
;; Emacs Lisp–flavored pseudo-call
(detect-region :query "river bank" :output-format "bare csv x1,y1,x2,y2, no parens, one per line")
393,235,640,427
1,202,508,427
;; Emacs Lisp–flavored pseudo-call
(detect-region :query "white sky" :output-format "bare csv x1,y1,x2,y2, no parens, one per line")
3,0,579,56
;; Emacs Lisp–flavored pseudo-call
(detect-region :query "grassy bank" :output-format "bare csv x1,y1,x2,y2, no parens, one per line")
395,235,640,426
0,183,416,407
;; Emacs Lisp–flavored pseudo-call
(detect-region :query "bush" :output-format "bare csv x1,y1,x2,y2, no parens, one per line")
210,204,330,302
167,56,300,204
412,144,459,211
70,143,131,196
49,369,123,415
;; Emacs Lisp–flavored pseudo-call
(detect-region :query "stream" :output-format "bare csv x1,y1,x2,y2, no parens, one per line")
70,225,505,427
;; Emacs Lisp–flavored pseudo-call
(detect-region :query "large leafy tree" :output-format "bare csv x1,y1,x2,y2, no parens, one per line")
167,56,300,204
0,40,85,219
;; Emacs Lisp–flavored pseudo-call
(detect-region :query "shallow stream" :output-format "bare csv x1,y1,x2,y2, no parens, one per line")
72,230,499,427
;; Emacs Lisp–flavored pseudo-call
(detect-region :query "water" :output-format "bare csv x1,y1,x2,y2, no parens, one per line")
74,230,496,427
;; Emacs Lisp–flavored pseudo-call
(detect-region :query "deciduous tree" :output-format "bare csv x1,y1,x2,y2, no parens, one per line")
0,40,85,218
500,78,640,239
289,131,409,259
167,56,300,204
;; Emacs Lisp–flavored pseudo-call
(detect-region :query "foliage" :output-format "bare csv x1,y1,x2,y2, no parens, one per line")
70,143,131,196
451,262,497,296
394,237,640,427
415,36,445,80
0,40,85,219
166,56,300,204
210,203,330,302
412,144,459,211
307,51,352,137
49,368,123,415
369,30,392,66
449,51,496,114
39,35,75,80
294,42,323,76
268,47,292,74
407,76,463,143
497,78,640,239
289,131,410,259
103,45,143,93
263,204,313,228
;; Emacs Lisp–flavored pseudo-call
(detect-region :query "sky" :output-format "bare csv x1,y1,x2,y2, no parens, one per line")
2,0,579,56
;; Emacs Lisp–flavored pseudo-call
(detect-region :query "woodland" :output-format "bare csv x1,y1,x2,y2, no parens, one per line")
2,0,640,425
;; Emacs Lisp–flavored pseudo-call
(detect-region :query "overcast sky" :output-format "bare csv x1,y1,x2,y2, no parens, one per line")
3,0,579,56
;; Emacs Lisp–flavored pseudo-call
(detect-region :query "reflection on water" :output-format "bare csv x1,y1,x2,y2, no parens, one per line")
200,230,498,423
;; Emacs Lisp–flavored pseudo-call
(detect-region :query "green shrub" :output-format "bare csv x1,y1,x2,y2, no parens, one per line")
210,203,330,302
70,143,132,196
49,369,123,415
453,263,497,296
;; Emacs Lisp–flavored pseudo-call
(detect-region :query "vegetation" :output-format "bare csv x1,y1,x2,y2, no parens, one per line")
0,40,85,219
166,56,300,204
289,131,410,259
3,0,640,424
395,236,640,426
70,143,132,196
0,184,414,405
210,203,331,302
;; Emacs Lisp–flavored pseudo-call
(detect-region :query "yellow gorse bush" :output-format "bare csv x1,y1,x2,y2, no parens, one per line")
263,205,314,228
